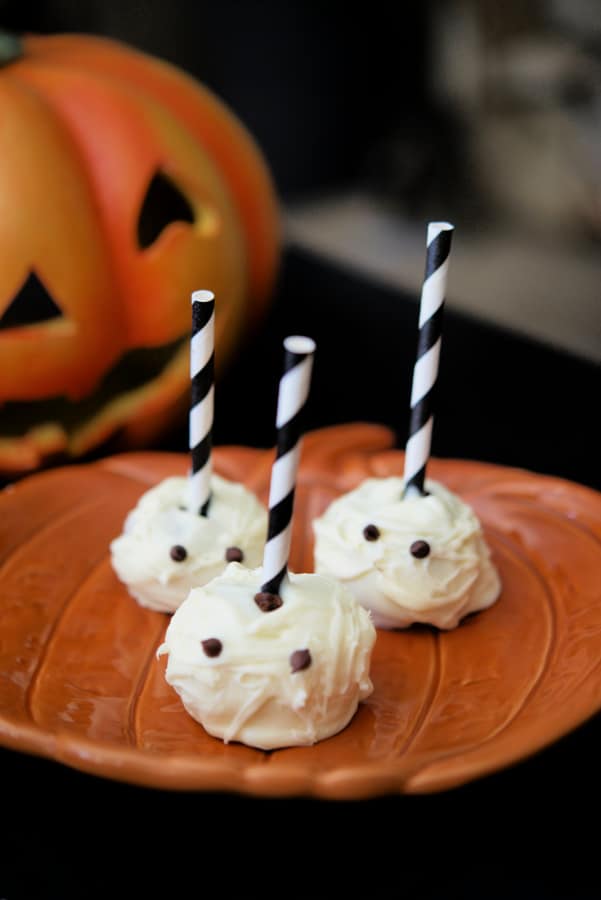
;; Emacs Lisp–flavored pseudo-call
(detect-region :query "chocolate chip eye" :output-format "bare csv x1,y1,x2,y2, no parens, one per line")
410,540,430,559
170,544,188,562
363,524,380,541
225,547,244,563
290,649,312,672
201,638,222,658
137,171,195,249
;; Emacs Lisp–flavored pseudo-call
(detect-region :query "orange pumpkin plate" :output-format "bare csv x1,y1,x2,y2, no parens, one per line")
1,424,601,798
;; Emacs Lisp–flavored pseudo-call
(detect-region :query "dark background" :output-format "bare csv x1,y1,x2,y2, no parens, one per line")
1,3,600,897
1,0,598,477
0,0,429,200
1,706,600,899
211,246,600,491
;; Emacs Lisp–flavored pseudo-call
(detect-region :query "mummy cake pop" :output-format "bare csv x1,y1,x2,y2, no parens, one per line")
313,224,501,630
110,473,267,613
111,291,267,613
159,564,375,749
160,337,376,749
313,476,500,630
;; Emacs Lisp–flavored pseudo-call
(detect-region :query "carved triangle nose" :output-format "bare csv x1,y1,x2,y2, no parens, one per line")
0,272,64,331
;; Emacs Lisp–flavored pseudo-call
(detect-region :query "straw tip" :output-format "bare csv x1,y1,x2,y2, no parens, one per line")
427,221,454,239
284,335,316,355
191,290,215,304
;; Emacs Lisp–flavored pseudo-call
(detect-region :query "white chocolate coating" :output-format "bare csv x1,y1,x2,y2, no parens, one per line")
159,564,376,750
313,477,501,630
110,475,267,613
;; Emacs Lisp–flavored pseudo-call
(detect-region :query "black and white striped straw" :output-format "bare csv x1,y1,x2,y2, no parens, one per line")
403,222,454,497
258,336,316,599
189,290,215,516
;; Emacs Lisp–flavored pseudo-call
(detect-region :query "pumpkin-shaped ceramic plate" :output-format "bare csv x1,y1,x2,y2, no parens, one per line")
1,424,601,798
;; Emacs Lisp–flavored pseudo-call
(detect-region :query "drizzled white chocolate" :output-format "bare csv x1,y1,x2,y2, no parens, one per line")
313,477,501,630
159,564,376,749
110,475,267,613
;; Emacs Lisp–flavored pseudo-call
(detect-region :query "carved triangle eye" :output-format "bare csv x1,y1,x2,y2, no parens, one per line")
137,172,195,249
0,272,63,331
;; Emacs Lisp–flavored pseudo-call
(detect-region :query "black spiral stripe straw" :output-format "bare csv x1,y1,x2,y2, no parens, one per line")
189,290,215,516
403,222,454,497
255,336,316,607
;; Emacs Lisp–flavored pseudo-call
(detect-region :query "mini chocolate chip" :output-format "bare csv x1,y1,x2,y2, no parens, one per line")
290,649,312,673
363,524,380,541
254,591,283,612
201,638,222,658
178,505,188,511
170,544,187,562
410,540,431,559
225,546,244,563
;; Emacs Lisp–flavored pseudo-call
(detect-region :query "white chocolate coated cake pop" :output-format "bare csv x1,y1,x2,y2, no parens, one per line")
160,335,375,749
313,477,501,630
315,222,500,628
110,474,267,613
158,564,376,749
111,290,267,613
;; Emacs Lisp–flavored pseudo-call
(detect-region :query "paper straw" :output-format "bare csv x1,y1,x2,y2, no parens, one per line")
403,222,454,497
258,336,316,600
189,290,215,516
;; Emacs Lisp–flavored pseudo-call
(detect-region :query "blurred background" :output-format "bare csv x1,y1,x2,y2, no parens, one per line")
2,0,599,362
0,0,600,488
1,10,600,900
1,12,601,897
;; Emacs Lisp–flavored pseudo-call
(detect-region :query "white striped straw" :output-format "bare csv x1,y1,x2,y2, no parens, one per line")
189,290,215,515
254,336,316,609
404,222,454,497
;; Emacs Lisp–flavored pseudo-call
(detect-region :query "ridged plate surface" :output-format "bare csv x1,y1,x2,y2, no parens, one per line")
1,424,600,797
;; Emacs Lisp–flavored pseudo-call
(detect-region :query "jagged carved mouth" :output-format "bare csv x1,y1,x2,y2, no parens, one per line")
0,268,187,455
0,336,187,440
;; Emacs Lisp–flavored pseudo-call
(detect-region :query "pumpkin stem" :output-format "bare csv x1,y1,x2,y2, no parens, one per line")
0,31,23,67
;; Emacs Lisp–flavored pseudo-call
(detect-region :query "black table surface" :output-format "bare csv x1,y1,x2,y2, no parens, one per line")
1,247,600,899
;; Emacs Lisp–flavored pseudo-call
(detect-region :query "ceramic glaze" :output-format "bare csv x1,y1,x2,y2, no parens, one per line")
0,424,600,797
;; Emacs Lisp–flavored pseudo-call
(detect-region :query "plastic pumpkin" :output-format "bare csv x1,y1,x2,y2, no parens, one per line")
0,31,279,473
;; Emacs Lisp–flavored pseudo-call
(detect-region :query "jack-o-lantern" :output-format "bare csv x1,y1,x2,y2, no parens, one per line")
0,31,279,473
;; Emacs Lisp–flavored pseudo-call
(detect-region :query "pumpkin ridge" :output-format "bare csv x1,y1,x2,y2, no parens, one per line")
0,496,106,575
97,450,187,485
18,54,255,271
439,528,555,740
0,74,127,401
15,57,249,351
12,57,171,258
125,616,168,748
23,33,280,314
24,549,113,726
0,69,120,305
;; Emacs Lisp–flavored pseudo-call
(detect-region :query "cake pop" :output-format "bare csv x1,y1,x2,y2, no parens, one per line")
313,224,500,629
160,336,376,748
313,476,500,629
111,291,266,612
